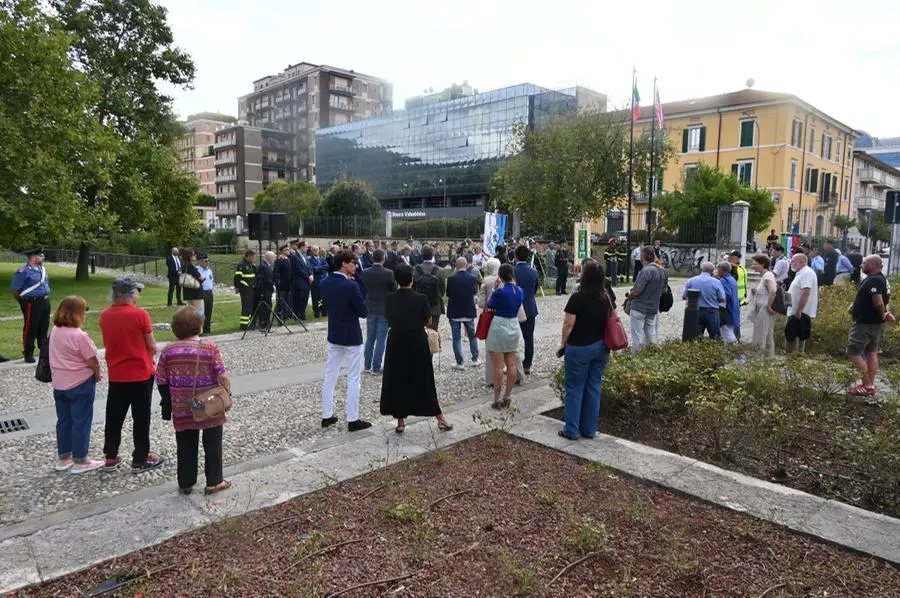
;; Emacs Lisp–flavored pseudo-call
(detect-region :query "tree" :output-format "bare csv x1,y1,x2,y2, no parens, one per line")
490,115,674,238
831,214,857,251
195,193,217,207
318,178,380,219
50,0,196,279
0,0,114,249
861,211,891,245
252,181,322,232
655,164,777,241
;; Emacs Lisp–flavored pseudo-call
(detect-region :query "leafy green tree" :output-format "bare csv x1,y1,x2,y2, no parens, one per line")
253,181,322,233
656,164,777,238
490,115,673,238
861,211,891,245
831,214,857,251
50,0,196,279
0,0,114,249
318,178,380,219
195,193,217,207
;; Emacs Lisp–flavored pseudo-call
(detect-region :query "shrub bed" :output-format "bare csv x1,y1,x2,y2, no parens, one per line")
552,341,900,517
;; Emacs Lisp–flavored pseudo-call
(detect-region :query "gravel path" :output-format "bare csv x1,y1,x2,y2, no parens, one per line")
0,280,763,522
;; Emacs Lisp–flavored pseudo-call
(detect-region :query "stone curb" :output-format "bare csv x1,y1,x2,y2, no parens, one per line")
509,411,900,567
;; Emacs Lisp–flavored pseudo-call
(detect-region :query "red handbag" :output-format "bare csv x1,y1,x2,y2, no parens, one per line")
604,304,629,351
475,309,494,340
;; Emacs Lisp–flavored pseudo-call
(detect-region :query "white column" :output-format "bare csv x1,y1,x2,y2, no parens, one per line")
732,200,750,255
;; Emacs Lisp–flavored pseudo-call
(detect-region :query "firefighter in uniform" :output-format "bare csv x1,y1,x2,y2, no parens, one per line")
234,249,258,330
11,248,51,363
605,239,628,287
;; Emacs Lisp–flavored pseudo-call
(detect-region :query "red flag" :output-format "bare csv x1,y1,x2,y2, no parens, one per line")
631,81,641,121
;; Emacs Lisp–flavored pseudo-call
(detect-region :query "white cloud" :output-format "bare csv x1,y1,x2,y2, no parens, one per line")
156,0,900,136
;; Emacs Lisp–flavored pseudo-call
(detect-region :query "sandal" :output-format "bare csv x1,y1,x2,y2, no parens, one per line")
437,421,453,432
491,397,503,410
204,480,231,495
500,396,512,408
395,424,405,434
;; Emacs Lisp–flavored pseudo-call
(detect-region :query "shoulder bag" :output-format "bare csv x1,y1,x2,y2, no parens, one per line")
475,309,494,340
180,270,201,290
425,327,441,354
187,341,232,422
604,299,629,351
35,342,52,383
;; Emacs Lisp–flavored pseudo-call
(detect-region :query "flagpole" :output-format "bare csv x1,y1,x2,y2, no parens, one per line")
627,68,635,273
647,76,657,242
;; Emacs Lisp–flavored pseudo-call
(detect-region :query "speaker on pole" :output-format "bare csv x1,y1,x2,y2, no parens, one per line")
886,190,900,224
269,213,289,240
247,212,270,241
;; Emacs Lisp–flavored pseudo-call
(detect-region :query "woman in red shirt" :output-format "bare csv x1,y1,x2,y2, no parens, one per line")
99,277,164,472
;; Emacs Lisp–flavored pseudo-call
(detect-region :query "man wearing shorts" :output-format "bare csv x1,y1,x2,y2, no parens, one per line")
847,255,894,396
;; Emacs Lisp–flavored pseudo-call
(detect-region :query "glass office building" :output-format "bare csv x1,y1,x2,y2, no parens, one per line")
315,84,580,215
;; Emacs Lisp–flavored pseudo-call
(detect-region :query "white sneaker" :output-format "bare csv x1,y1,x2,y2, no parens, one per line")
71,459,105,474
452,364,466,371
470,359,483,367
55,459,73,472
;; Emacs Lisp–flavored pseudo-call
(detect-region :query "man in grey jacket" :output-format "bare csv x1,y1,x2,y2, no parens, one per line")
361,249,398,374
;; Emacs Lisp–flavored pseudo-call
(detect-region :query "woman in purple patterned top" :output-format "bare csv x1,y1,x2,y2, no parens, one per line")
157,307,232,495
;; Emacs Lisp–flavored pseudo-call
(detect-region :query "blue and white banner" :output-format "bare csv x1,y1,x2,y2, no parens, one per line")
483,212,507,258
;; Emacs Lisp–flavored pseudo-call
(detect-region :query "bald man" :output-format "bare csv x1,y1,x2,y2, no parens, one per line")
847,255,894,395
447,256,481,369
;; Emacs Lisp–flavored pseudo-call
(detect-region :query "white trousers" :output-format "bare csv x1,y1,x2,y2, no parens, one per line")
629,310,658,353
321,343,362,422
721,324,738,344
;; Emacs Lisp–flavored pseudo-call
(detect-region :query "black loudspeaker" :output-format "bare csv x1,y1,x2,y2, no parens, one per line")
269,212,289,240
886,191,900,224
247,212,270,241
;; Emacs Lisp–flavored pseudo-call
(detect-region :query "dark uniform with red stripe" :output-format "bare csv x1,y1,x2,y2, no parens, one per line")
11,249,51,363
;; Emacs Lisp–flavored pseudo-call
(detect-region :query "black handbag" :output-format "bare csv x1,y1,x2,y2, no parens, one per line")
35,343,51,383
772,286,787,315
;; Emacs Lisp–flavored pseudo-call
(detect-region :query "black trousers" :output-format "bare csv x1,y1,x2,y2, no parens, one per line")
555,268,568,294
632,260,643,282
310,283,323,317
292,283,310,320
167,276,182,306
103,376,154,464
202,290,214,333
520,316,536,370
607,261,618,287
239,286,257,330
19,297,50,358
175,425,223,489
276,286,293,318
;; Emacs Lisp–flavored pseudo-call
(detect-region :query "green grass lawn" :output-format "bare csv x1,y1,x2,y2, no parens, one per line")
0,264,315,358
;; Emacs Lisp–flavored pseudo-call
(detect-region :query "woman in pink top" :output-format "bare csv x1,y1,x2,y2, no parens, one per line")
48,296,103,474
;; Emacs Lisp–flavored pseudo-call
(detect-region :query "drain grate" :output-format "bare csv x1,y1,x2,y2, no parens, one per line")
0,418,29,434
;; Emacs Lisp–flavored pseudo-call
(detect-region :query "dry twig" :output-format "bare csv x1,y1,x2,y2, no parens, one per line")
758,582,788,597
428,489,473,510
327,572,416,597
445,541,480,558
359,482,391,500
548,552,598,587
286,536,376,572
85,564,177,597
251,516,297,534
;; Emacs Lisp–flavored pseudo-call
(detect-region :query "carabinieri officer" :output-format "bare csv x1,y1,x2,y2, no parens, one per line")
11,248,51,363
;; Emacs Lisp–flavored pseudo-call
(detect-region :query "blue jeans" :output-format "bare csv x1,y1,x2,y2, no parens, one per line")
563,339,610,438
364,315,389,372
450,319,479,365
697,308,721,339
54,376,96,460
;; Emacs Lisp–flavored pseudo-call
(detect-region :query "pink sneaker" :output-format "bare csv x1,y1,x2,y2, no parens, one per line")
849,383,876,396
71,459,105,474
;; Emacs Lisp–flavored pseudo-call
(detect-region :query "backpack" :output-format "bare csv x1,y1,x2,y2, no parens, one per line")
653,263,674,312
414,264,441,308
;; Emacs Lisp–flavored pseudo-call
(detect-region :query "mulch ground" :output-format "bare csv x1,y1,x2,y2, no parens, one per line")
19,433,900,598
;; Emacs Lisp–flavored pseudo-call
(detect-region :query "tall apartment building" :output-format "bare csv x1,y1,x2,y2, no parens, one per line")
175,114,236,195
850,150,900,246
625,89,859,242
238,62,392,183
213,124,295,231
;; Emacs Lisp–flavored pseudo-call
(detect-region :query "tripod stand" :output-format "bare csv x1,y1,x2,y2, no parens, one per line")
275,292,308,332
240,292,297,340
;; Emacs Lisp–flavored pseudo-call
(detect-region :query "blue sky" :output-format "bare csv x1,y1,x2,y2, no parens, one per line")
158,0,900,136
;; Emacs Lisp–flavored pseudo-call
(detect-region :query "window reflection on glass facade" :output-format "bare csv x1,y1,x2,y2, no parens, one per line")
316,84,577,214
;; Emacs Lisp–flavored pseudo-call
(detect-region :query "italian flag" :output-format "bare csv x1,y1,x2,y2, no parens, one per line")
631,82,641,121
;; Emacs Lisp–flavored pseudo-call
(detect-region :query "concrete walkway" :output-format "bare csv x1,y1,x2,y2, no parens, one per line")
2,383,898,593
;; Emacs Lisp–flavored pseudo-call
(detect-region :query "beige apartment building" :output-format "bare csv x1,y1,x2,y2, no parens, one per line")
175,114,236,196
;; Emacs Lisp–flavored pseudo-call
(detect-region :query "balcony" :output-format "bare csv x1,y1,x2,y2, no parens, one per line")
216,206,238,217
215,156,236,166
215,174,237,183
262,159,288,172
856,194,883,211
216,191,237,200
329,84,354,95
817,191,839,206
858,168,891,187
214,139,235,150
329,101,354,112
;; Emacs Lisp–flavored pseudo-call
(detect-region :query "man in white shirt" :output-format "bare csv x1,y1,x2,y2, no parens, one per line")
631,245,642,282
771,244,789,286
785,253,818,354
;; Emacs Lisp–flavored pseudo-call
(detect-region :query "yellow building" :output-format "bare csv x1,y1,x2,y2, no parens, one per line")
624,89,859,244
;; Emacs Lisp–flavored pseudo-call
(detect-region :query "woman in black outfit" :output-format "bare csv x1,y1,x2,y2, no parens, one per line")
380,264,452,433
558,261,612,440
180,249,205,316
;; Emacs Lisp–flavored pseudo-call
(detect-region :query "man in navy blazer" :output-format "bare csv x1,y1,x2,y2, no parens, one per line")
290,240,313,320
318,250,371,432
515,245,540,375
446,257,482,370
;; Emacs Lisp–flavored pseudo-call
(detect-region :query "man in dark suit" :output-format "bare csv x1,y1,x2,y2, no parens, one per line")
515,245,540,375
290,240,313,320
165,247,184,306
822,239,840,286
360,249,397,374
256,251,276,330
319,250,371,432
360,241,375,270
384,241,400,270
446,257,481,370
274,245,293,320
554,242,572,295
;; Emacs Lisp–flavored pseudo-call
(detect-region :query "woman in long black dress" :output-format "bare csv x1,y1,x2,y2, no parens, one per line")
380,264,452,434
